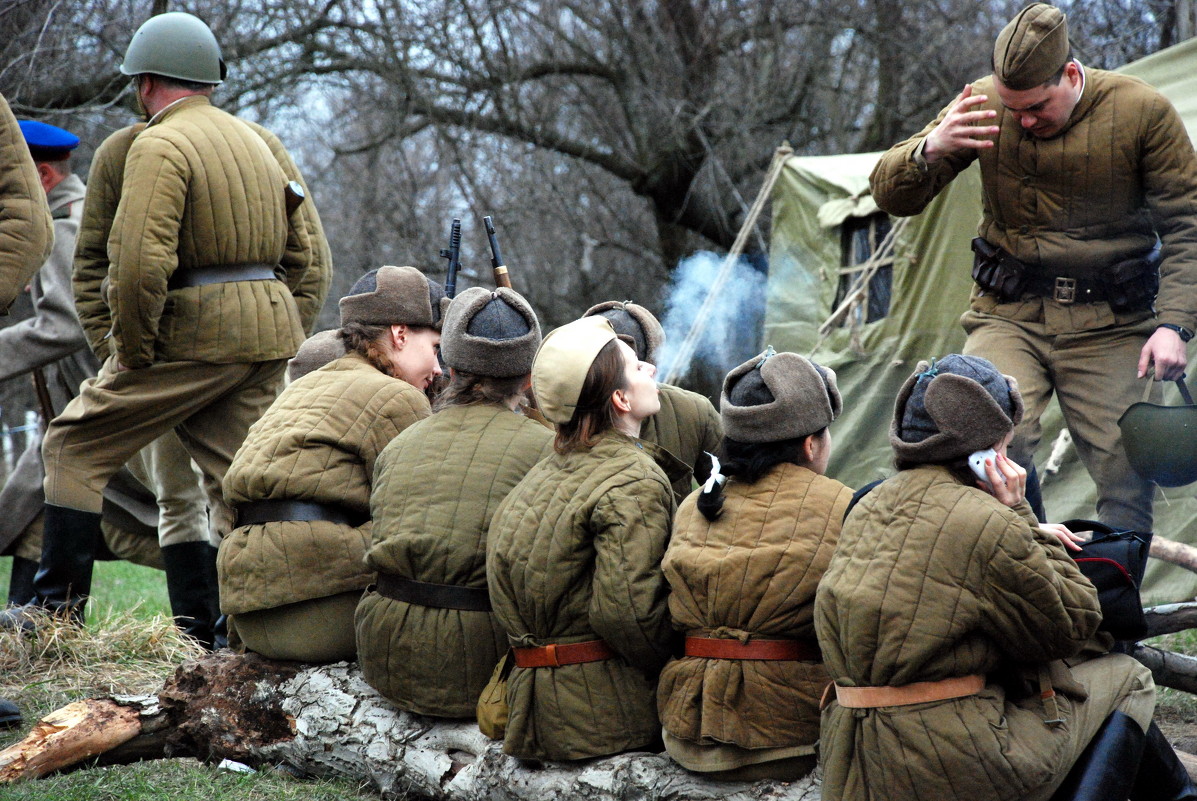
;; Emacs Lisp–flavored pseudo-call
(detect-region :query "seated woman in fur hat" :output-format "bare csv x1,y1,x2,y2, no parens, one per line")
814,354,1191,801
356,287,553,718
218,266,446,663
487,316,685,761
657,349,852,782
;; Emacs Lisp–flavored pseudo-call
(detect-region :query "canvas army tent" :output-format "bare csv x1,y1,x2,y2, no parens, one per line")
765,36,1197,604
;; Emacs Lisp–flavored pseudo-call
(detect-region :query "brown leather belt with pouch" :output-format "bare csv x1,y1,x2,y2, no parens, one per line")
684,635,821,661
235,499,367,528
971,237,1160,309
374,572,491,612
822,674,986,710
167,262,278,290
512,639,616,668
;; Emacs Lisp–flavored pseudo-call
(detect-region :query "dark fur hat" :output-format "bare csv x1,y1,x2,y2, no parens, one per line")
441,287,541,377
890,354,1024,464
721,350,842,443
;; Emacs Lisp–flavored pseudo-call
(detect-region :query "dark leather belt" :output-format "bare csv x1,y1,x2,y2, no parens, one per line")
512,639,615,668
235,499,367,528
167,263,278,290
1022,272,1110,305
684,635,821,661
374,572,491,612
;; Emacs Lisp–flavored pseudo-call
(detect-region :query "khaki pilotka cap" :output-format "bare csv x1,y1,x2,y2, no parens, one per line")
441,286,541,378
288,329,345,381
532,316,618,424
339,265,448,329
721,350,842,443
993,3,1070,91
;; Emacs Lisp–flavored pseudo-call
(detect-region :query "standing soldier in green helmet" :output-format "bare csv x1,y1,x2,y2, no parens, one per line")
1,11,317,631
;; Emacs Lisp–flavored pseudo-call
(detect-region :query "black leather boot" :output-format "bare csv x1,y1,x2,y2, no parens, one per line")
161,541,223,650
1051,710,1145,801
0,505,102,630
1132,722,1197,801
7,556,37,607
0,697,21,730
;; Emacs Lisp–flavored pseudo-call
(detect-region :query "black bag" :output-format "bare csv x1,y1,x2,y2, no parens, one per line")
1063,519,1152,641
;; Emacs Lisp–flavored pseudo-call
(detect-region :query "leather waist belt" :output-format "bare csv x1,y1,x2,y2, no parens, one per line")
167,263,277,290
684,636,821,661
235,499,367,528
512,639,615,668
1022,272,1111,305
374,572,491,612
826,674,986,709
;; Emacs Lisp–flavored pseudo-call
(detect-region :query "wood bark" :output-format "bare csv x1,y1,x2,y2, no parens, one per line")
7,648,1197,796
1150,535,1197,574
1,652,822,800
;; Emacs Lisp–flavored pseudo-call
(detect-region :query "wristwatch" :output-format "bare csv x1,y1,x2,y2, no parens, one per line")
1158,323,1194,342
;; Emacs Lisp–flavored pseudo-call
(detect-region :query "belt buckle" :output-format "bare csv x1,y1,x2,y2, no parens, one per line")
1053,277,1077,304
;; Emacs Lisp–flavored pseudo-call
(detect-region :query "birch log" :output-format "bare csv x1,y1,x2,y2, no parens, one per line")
2,652,822,800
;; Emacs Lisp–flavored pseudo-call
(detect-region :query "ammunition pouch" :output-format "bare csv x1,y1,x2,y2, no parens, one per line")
1101,246,1161,313
972,238,1160,311
971,237,1028,302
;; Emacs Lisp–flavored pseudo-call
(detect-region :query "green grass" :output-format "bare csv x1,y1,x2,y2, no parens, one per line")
0,557,377,800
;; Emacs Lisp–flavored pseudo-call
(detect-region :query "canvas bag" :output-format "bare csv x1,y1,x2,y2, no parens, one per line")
1063,519,1152,641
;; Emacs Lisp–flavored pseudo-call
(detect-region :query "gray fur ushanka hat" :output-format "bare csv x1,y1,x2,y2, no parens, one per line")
721,349,842,443
441,287,541,378
582,300,665,364
288,329,345,381
339,265,449,330
891,354,1024,464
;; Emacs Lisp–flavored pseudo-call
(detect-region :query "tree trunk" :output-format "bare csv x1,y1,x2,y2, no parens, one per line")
1151,535,1197,574
1,652,822,800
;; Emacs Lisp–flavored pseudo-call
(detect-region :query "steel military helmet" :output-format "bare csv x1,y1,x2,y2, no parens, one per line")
1119,379,1197,487
119,12,227,85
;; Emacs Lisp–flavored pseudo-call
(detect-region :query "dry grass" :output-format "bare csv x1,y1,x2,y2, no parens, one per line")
0,604,203,722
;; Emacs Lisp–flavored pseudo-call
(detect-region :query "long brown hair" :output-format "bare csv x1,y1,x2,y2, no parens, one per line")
553,339,627,455
338,323,393,375
433,370,528,412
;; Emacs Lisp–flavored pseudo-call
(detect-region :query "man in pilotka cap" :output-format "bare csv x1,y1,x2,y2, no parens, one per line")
869,3,1197,535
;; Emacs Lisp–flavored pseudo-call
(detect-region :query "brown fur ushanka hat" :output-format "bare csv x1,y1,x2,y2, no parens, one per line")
890,354,1024,464
441,287,541,378
288,329,345,381
720,349,842,443
582,300,665,364
339,265,449,330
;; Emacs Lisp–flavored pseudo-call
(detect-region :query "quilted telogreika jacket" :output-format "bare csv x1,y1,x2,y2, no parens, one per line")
357,403,554,717
486,431,678,760
106,96,313,368
814,465,1103,801
0,91,52,312
218,352,430,616
658,463,852,771
639,382,722,502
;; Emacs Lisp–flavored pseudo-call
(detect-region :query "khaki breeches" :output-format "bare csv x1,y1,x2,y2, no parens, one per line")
962,311,1159,532
230,590,360,663
123,431,211,547
42,357,288,541
1023,653,1156,801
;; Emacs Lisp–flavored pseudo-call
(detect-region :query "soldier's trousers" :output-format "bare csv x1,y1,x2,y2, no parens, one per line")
962,311,1159,532
42,357,288,541
124,431,211,547
1022,653,1155,801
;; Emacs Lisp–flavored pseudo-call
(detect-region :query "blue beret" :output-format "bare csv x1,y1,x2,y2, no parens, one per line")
18,120,80,160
